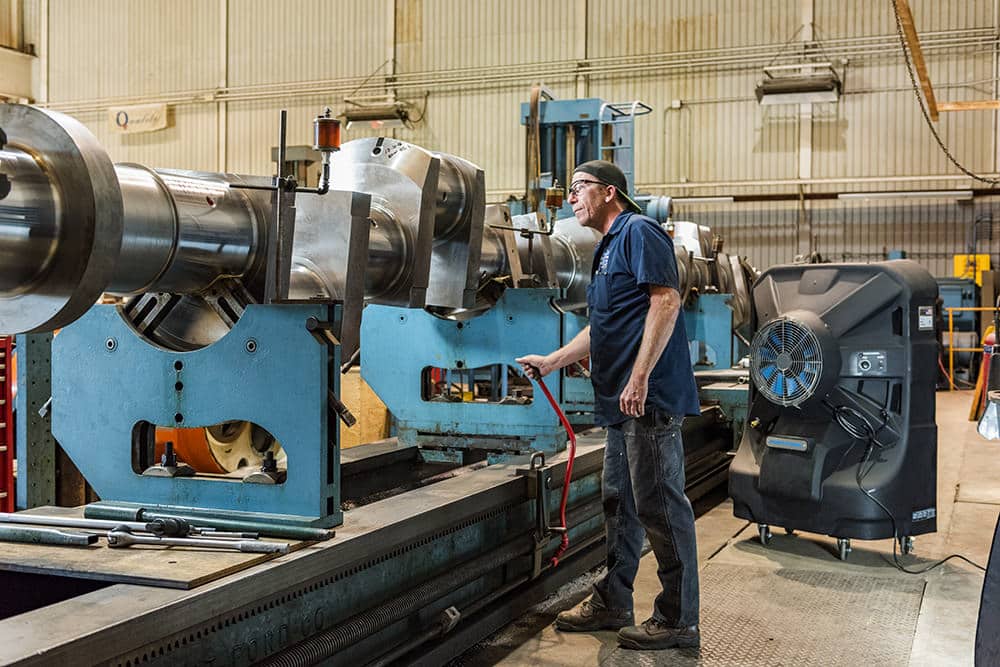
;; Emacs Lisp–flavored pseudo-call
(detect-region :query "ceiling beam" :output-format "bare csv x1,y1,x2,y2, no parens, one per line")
939,100,1000,112
895,0,939,121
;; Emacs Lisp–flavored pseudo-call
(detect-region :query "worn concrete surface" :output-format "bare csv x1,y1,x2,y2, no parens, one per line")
455,391,990,666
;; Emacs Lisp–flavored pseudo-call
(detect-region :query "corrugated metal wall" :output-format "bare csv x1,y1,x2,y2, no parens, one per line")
225,0,394,174
687,197,1000,278
26,0,1000,276
0,0,14,48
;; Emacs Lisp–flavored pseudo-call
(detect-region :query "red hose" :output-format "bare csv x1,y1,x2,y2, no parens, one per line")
533,375,576,567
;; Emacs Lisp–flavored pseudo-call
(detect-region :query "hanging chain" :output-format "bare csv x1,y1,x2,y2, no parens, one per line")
890,0,1000,185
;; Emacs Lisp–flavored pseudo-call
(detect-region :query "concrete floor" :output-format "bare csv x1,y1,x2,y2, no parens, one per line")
456,391,992,666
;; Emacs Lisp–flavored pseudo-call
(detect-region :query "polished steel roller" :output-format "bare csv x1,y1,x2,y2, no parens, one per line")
0,104,601,338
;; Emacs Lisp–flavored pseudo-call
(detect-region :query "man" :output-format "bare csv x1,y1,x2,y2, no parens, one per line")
516,160,701,651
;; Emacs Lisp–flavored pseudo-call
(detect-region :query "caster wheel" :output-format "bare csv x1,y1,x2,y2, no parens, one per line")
759,524,772,546
837,538,851,561
899,536,914,555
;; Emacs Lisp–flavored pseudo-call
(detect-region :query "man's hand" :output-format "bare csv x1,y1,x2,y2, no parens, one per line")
516,354,555,380
620,374,648,417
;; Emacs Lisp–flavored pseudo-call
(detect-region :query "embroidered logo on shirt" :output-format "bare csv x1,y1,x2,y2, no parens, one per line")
597,248,611,275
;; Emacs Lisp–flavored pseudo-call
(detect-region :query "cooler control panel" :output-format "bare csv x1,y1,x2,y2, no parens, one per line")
854,351,887,376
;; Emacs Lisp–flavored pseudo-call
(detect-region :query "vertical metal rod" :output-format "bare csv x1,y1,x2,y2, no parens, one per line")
949,308,955,391
272,109,288,302
277,109,288,183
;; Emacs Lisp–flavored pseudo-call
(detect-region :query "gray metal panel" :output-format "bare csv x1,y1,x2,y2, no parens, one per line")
400,0,577,72
47,0,222,102
817,0,993,38
679,197,1000,279
812,58,994,182
61,106,219,173
14,333,55,510
0,0,13,48
20,0,40,51
226,0,392,86
587,0,801,57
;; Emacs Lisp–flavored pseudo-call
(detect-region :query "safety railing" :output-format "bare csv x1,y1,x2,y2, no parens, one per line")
945,306,996,391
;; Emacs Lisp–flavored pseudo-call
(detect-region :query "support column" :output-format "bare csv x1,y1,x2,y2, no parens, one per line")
15,333,55,509
797,0,815,257
575,0,588,98
216,0,229,173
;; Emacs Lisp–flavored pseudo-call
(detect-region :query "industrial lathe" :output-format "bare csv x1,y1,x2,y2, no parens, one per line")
0,103,751,665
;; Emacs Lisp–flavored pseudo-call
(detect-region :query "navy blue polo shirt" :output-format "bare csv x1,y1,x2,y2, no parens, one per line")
586,211,700,426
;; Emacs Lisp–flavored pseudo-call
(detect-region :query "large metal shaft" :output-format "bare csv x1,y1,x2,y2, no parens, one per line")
0,105,597,334
112,165,261,295
0,147,61,295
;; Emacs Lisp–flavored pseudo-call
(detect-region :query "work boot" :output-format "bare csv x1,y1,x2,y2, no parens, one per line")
617,618,700,650
554,598,634,632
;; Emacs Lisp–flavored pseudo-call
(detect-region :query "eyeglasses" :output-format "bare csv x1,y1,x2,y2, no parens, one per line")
568,179,608,197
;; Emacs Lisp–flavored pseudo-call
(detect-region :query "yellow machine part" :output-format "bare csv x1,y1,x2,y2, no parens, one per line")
954,254,991,287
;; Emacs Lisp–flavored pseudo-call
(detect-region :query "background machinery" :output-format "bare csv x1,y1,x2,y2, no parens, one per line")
0,99,755,664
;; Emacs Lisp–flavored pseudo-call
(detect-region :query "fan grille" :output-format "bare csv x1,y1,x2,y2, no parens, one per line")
750,317,824,407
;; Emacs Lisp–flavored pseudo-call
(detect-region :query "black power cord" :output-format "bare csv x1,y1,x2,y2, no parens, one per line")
826,401,986,574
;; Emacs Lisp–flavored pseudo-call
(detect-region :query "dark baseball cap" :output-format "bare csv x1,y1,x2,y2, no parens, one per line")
573,160,642,214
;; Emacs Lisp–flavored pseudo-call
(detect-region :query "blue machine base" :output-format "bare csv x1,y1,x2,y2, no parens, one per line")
686,294,746,370
51,304,342,528
362,289,586,454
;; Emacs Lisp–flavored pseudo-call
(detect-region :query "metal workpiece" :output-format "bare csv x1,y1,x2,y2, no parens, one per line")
535,217,599,305
0,147,60,294
427,152,486,308
325,138,436,308
0,104,598,338
288,188,372,358
475,207,598,303
326,137,486,310
0,105,273,335
112,168,265,296
476,217,510,280
287,189,375,302
0,104,124,333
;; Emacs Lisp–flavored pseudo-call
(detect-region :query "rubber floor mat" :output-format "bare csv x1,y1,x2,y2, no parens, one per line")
602,562,925,666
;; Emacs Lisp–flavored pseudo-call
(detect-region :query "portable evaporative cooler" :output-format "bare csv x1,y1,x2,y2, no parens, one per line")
728,260,939,560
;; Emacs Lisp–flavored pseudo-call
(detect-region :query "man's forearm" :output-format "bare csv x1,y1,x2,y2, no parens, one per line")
550,325,591,369
630,291,680,381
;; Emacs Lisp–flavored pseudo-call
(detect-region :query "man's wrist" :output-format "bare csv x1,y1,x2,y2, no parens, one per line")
629,370,650,384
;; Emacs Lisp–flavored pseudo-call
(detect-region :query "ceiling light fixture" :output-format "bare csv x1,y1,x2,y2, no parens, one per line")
755,63,842,106
341,97,410,129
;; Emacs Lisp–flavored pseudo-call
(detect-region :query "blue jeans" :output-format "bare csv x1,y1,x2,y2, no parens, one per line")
592,411,700,627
